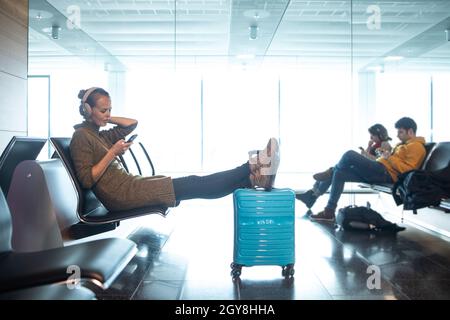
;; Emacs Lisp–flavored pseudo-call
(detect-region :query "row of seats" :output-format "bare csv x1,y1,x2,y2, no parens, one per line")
0,135,169,299
360,141,450,212
0,189,137,299
0,137,169,240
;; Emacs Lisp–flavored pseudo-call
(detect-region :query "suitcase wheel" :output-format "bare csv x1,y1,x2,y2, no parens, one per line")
230,262,242,279
282,264,295,278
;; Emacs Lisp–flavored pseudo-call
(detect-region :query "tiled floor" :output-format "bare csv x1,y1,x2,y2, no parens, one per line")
96,195,450,300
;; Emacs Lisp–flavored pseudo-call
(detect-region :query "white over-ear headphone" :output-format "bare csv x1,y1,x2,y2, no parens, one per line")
82,87,99,116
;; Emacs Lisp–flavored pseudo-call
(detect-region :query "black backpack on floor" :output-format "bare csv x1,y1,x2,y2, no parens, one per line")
336,205,405,232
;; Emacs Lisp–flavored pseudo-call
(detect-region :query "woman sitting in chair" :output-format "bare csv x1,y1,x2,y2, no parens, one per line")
70,87,280,211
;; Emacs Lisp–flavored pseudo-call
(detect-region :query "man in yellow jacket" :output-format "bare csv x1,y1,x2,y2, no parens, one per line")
296,117,426,222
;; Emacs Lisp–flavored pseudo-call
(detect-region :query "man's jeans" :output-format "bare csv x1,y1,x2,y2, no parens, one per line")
314,151,393,210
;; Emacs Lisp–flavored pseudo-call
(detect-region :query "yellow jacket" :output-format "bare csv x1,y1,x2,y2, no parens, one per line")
377,137,426,182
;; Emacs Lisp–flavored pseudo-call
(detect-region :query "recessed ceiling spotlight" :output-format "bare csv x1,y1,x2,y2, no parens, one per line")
249,25,258,40
243,10,270,19
445,29,450,41
51,25,62,40
41,26,60,39
384,56,404,62
29,9,53,20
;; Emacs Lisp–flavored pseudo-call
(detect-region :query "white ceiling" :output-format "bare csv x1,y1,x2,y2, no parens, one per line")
28,0,450,72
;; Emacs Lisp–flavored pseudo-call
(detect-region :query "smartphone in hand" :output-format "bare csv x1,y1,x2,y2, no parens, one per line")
126,134,138,143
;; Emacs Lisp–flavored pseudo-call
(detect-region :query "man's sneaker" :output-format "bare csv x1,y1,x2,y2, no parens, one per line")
295,190,317,209
310,207,336,222
313,167,333,182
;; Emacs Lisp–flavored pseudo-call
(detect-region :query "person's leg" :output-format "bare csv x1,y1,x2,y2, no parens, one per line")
311,150,392,221
172,162,252,202
326,150,392,210
296,178,332,209
313,179,332,196
296,164,337,208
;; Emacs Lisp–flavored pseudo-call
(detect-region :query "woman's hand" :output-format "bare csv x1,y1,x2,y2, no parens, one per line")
380,149,390,159
360,149,369,157
110,139,132,156
108,117,138,128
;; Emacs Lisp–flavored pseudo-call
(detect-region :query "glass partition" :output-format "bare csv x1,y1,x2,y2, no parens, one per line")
28,0,450,181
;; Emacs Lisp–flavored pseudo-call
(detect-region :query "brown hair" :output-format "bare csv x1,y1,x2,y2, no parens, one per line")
368,124,391,141
78,87,110,118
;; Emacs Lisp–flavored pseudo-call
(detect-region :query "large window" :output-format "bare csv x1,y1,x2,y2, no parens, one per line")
28,75,50,158
27,0,450,176
280,70,352,173
203,71,279,172
432,74,450,142
375,73,432,142
125,71,202,174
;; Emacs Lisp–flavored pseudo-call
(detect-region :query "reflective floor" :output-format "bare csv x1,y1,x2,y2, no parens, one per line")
95,195,450,300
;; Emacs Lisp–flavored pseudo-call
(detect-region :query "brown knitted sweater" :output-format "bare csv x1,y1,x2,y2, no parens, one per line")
69,121,176,211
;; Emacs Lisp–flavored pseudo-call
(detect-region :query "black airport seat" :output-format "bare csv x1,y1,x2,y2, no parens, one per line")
0,136,47,196
358,141,450,213
0,283,96,300
360,142,438,193
49,137,169,224
440,198,450,210
123,142,157,176
138,142,156,176
0,190,137,292
422,142,450,171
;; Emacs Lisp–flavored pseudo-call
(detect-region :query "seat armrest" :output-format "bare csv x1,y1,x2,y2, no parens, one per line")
0,283,96,300
0,238,137,292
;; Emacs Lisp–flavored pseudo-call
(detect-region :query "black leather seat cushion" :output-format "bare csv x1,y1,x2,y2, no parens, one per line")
423,142,450,171
360,142,447,195
440,198,450,210
0,238,136,292
0,283,95,300
50,137,168,223
0,136,46,196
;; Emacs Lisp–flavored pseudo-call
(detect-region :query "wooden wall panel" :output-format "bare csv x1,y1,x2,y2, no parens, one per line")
0,0,28,26
0,10,27,79
0,0,28,148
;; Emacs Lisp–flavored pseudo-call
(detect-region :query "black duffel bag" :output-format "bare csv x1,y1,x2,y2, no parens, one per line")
336,205,405,232
393,169,450,210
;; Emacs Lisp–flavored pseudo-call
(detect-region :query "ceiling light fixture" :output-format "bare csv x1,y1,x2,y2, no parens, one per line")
384,55,404,62
29,9,53,20
249,25,258,40
445,29,450,41
51,25,61,40
243,10,270,19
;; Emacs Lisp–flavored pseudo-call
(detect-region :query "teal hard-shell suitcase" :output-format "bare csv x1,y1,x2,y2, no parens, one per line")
231,188,295,278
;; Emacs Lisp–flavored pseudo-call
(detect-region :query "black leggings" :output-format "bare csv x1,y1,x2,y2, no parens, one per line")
172,162,251,202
